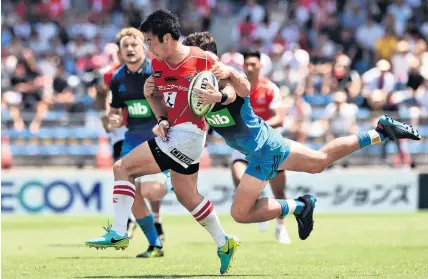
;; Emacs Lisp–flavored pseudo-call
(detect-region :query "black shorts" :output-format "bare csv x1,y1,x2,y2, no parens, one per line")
112,140,124,161
148,138,199,175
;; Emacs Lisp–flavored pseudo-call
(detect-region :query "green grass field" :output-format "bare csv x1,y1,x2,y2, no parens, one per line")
2,213,428,279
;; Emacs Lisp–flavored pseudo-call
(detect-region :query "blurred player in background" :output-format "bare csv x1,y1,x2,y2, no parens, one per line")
98,43,134,236
87,10,239,275
230,50,290,244
87,28,166,258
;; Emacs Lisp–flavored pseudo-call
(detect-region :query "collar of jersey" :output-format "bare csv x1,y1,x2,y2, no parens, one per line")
125,58,149,75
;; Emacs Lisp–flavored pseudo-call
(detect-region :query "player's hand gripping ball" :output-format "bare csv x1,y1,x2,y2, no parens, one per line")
188,71,219,116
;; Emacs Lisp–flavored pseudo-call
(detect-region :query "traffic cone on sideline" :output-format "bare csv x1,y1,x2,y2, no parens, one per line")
199,147,211,169
96,136,113,168
1,136,13,169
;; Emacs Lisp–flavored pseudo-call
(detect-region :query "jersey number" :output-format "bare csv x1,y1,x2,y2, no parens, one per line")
164,91,177,108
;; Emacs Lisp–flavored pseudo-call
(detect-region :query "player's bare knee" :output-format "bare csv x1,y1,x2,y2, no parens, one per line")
139,185,153,200
230,206,249,223
113,160,126,176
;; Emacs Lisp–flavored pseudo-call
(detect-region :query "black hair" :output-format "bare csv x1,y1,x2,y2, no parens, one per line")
242,50,261,60
182,31,218,55
140,9,181,43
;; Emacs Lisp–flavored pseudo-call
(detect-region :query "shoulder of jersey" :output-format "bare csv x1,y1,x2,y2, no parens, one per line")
112,65,127,80
258,77,276,90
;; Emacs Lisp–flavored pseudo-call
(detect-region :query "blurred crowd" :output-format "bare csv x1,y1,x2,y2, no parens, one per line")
2,0,428,153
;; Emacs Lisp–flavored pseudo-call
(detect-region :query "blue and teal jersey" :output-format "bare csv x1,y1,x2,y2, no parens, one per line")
205,96,290,181
110,58,156,145
110,59,157,157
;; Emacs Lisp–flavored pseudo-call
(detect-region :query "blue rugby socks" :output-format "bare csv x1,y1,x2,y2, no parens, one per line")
136,214,162,248
277,199,306,217
356,129,388,149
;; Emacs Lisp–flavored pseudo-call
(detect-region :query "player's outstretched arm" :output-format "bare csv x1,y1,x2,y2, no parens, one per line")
211,61,250,97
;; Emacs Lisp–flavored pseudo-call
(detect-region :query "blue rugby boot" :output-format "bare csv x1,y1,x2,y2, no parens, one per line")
295,195,317,240
376,115,421,141
85,224,129,250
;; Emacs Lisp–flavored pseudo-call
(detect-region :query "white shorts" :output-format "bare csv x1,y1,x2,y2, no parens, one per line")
154,122,206,168
135,172,168,184
111,126,127,145
230,150,247,163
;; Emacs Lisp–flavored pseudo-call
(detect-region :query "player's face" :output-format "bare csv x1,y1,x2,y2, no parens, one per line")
119,36,144,65
243,56,261,81
143,32,168,61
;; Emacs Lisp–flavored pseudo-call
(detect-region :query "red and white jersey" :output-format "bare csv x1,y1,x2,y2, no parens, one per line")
151,47,217,131
250,76,282,121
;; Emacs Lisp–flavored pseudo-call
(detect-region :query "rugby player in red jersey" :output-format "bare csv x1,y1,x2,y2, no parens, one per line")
87,10,243,275
100,40,166,247
87,28,170,258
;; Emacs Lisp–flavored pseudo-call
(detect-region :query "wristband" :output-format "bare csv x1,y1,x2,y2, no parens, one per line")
157,116,168,125
219,91,228,104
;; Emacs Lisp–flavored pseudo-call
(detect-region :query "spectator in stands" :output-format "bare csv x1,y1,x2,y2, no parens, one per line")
416,69,428,115
375,27,398,61
387,0,413,37
48,64,75,111
356,15,384,70
253,10,280,53
322,90,359,141
238,0,265,24
391,40,412,88
3,59,48,132
237,14,256,48
331,54,362,104
220,47,244,70
283,92,312,143
362,59,395,95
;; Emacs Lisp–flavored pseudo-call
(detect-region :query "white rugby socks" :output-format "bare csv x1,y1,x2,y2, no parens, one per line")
111,180,136,235
191,198,227,247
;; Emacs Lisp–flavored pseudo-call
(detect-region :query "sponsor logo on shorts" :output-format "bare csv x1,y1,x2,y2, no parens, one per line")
170,148,194,165
164,76,177,82
125,99,152,118
154,71,162,78
205,108,236,128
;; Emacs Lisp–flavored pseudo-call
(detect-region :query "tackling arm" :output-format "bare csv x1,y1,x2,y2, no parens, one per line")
211,61,250,97
228,67,250,97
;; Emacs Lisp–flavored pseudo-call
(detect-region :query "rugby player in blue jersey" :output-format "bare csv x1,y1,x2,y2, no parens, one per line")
86,28,166,258
144,31,421,242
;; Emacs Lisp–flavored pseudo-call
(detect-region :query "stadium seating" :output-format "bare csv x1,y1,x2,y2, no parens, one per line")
2,106,427,167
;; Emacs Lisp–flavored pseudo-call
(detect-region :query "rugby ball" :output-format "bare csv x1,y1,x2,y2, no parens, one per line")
188,71,219,116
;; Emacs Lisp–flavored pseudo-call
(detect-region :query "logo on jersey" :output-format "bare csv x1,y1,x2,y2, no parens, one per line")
119,84,127,92
184,71,201,82
170,148,194,165
163,91,177,108
164,76,178,83
205,108,236,128
154,71,162,78
124,99,152,118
